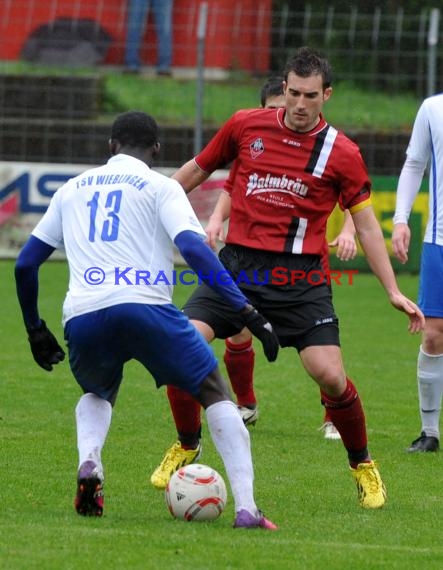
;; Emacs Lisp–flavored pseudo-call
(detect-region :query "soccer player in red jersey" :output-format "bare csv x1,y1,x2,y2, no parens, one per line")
163,77,355,444
152,47,424,509
206,77,356,439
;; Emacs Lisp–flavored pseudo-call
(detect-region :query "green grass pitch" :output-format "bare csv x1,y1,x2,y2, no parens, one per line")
2,260,443,569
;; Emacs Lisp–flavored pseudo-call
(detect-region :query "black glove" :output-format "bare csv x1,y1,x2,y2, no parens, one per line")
240,305,279,362
27,320,66,371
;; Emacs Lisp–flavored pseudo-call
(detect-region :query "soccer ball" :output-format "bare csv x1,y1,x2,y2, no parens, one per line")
165,463,228,522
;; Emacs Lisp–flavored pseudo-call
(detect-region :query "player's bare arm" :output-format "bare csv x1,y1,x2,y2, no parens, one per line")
352,206,424,334
205,191,232,249
172,158,209,194
328,210,357,261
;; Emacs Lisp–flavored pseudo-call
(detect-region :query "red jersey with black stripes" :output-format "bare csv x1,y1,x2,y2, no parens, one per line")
195,107,371,256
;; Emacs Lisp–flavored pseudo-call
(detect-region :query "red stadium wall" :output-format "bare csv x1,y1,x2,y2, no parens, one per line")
1,0,272,72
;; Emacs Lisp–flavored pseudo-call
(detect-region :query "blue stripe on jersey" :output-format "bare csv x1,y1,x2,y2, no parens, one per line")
430,125,437,243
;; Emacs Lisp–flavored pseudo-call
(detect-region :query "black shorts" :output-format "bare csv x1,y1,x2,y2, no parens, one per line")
183,244,340,351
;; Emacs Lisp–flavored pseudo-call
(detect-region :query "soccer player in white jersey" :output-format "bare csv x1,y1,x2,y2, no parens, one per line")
14,111,279,529
392,93,443,453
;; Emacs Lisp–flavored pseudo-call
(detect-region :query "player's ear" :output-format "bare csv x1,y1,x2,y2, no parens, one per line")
323,87,332,102
109,138,119,155
152,141,161,158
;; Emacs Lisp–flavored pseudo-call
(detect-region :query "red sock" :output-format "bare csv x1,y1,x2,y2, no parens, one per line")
321,378,370,466
223,338,256,406
323,403,332,423
167,385,201,449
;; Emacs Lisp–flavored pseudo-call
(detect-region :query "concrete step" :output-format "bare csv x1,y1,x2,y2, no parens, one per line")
0,74,102,120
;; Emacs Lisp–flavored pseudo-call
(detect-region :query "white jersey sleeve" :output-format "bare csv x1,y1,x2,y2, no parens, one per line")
31,185,65,248
394,94,443,245
394,94,443,246
404,100,433,163
393,101,430,224
393,158,427,224
157,178,206,241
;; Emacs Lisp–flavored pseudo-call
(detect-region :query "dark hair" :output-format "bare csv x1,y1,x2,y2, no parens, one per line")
260,76,284,107
110,111,159,148
283,46,332,89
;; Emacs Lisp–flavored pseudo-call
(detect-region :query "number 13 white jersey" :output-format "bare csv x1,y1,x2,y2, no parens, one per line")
32,154,206,325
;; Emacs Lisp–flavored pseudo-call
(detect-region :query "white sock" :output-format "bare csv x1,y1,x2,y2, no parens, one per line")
417,347,443,439
76,393,112,472
205,400,258,516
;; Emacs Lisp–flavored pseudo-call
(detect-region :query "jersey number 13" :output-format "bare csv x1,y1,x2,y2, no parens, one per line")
87,190,122,242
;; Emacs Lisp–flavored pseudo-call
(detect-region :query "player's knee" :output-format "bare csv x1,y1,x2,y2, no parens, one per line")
197,368,232,408
423,322,443,354
312,367,346,396
190,319,215,342
227,328,252,345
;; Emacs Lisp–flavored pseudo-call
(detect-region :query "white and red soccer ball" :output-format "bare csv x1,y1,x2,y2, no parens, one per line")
165,464,227,522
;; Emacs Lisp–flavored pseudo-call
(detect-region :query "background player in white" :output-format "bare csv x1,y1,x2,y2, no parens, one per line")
14,111,279,529
392,93,443,453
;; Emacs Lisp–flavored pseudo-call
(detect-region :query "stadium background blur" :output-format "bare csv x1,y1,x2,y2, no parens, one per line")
0,0,441,270
1,5,443,567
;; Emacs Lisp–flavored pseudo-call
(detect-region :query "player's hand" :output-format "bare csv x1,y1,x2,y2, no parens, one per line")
328,231,357,261
391,223,411,264
240,305,279,362
205,216,225,250
27,320,66,371
388,292,425,334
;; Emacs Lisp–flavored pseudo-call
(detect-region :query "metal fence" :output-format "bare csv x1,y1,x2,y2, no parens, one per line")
273,5,442,97
0,2,442,172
